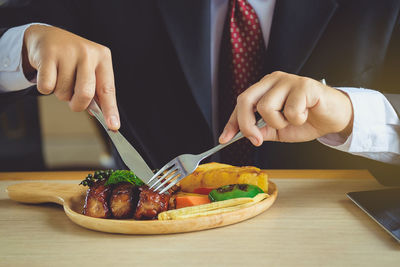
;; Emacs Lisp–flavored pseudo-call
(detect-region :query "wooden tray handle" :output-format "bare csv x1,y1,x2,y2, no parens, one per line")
6,182,85,205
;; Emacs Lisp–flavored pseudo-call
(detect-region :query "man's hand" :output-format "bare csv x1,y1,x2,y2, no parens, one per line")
219,71,354,146
22,25,120,130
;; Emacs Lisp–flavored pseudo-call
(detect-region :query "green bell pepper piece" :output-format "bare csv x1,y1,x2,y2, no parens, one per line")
208,184,264,202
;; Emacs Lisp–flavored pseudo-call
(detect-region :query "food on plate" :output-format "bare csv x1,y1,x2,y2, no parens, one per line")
104,170,144,186
158,193,269,220
175,193,211,209
179,163,268,193
80,163,271,221
110,182,138,219
83,179,112,218
81,170,178,220
193,187,214,195
134,186,170,220
208,184,264,202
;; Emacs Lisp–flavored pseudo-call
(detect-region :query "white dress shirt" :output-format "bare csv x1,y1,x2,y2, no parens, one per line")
1,2,400,165
0,23,37,92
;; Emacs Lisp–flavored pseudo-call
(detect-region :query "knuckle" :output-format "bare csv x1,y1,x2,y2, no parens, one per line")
236,93,249,105
298,76,312,88
271,70,284,77
77,88,94,101
78,42,92,53
99,84,115,95
99,45,112,58
256,99,273,117
283,105,297,118
78,49,91,62
256,104,268,119
80,44,99,60
260,74,270,82
284,106,304,125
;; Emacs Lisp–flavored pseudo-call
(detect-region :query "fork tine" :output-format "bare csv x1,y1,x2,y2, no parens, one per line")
148,166,176,189
159,177,180,194
147,160,175,185
153,171,181,192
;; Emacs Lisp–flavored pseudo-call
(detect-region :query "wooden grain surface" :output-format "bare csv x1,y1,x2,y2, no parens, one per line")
0,170,399,266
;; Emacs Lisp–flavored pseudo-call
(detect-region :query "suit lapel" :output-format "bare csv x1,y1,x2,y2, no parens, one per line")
158,0,212,127
265,0,338,74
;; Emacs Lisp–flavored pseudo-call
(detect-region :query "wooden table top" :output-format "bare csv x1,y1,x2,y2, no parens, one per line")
0,170,399,266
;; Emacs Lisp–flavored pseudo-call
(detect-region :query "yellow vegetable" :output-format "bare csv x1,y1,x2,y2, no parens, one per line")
158,193,269,220
179,162,268,193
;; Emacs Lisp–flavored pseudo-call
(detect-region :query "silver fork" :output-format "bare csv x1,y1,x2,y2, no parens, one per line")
148,118,266,194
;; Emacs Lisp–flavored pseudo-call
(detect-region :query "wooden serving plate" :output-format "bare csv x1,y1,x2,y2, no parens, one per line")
6,181,277,234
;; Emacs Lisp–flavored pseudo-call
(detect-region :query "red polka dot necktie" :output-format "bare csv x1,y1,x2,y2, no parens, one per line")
218,0,267,166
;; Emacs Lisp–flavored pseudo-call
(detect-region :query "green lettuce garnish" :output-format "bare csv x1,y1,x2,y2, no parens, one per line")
104,170,145,186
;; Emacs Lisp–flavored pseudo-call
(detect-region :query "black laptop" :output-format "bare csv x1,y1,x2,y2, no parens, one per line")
347,188,400,242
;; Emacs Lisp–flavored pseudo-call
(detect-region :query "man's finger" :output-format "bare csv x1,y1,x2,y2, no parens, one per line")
69,60,96,112
36,59,57,95
54,60,76,101
256,81,290,130
235,76,279,146
283,88,308,126
219,107,239,144
95,54,120,131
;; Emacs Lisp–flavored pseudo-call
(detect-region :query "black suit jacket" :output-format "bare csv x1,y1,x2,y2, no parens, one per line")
1,0,400,184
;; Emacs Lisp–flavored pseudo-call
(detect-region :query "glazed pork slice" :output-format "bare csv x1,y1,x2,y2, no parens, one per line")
110,182,139,219
83,180,112,218
134,186,170,220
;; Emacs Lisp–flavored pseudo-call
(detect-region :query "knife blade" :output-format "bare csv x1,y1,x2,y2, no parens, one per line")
105,130,154,183
88,100,154,184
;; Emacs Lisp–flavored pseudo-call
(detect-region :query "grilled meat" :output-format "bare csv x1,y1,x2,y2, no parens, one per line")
83,180,112,218
167,184,181,195
167,185,180,210
168,194,177,210
134,186,170,220
82,172,180,220
109,182,139,219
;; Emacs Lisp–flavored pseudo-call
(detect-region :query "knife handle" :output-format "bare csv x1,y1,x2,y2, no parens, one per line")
88,100,109,131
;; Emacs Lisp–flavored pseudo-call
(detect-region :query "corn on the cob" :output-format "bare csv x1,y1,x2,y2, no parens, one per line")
158,193,268,220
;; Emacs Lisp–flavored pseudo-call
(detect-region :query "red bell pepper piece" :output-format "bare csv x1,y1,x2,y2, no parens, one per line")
193,187,214,195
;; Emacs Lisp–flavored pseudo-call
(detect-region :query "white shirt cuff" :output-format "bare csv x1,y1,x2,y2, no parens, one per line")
318,87,400,164
0,23,49,93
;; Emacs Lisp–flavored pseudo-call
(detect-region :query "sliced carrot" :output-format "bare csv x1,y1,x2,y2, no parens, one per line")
193,187,215,195
176,195,211,209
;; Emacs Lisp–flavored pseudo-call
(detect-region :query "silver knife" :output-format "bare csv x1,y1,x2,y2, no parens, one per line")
87,100,154,184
